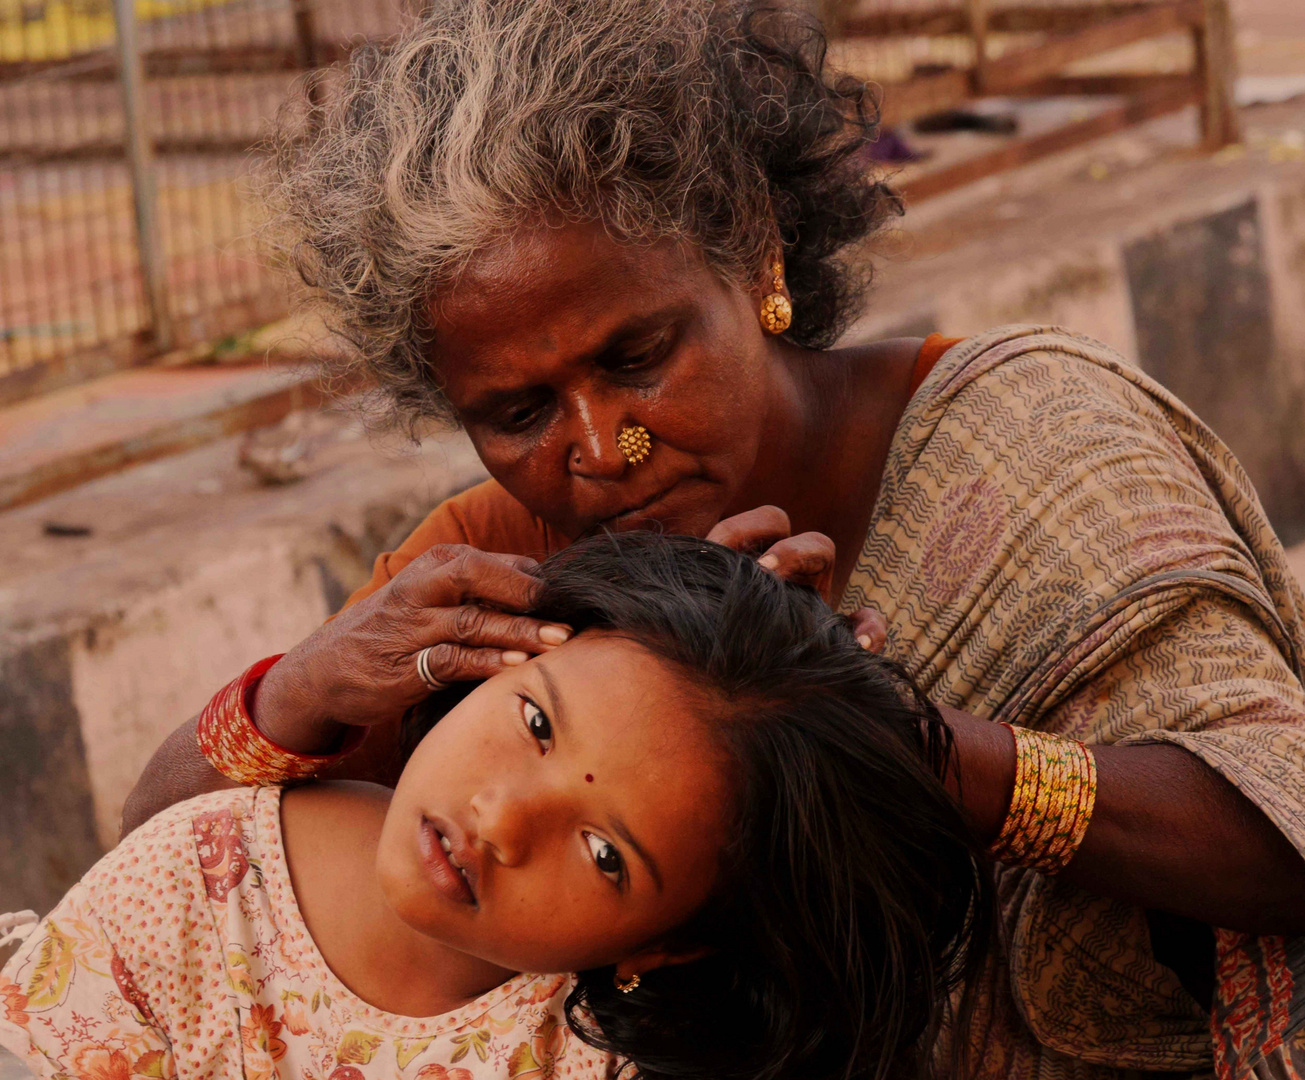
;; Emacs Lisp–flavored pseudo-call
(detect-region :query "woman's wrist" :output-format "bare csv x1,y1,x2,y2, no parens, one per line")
937,706,1016,844
250,653,351,755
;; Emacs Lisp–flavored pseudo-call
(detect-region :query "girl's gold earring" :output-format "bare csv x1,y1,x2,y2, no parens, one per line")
617,425,651,466
614,972,641,994
759,261,792,334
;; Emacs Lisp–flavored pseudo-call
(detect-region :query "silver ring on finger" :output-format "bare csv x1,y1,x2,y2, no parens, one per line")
415,647,448,692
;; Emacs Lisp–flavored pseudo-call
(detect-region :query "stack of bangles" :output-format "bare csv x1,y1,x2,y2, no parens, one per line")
196,656,364,786
987,723,1098,874
199,660,1096,873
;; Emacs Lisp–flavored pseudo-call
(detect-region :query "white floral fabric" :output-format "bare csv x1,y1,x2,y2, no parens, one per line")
0,788,617,1080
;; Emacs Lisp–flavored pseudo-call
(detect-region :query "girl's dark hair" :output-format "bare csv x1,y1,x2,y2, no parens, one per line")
408,533,991,1080
262,0,901,427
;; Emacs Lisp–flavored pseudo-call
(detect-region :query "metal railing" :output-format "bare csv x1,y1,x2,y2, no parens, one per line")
0,0,408,405
0,0,1239,408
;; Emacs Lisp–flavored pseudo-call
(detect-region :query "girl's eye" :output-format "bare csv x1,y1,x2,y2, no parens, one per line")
523,698,553,751
585,832,623,884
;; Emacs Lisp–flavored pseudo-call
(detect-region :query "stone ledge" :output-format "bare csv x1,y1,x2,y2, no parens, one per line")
0,414,485,913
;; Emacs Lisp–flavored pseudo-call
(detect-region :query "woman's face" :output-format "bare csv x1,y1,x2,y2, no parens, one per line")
427,222,780,539
376,632,731,975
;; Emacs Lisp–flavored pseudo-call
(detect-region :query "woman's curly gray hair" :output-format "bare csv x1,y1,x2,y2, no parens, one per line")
262,0,900,426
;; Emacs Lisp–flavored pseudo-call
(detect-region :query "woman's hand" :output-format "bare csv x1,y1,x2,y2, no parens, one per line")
707,506,887,652
252,545,573,753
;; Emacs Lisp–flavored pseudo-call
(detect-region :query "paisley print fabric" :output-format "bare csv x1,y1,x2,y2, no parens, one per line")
0,788,616,1080
840,325,1305,1080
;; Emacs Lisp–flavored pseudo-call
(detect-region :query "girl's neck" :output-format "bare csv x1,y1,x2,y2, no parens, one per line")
727,336,921,597
281,782,515,1018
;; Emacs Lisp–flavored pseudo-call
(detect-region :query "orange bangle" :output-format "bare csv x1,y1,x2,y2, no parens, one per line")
197,656,364,785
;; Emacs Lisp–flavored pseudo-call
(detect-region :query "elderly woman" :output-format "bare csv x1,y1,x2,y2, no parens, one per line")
122,1,1305,1077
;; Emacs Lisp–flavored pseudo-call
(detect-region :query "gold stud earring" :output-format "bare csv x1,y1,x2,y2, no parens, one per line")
614,972,641,993
617,425,651,466
759,260,792,334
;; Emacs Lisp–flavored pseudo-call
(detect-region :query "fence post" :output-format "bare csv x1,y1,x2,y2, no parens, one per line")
967,0,991,94
112,0,173,352
1194,0,1240,150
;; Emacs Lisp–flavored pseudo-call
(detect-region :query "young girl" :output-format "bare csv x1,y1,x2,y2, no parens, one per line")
0,534,990,1080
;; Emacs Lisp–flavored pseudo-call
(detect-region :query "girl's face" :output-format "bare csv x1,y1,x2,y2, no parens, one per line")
427,221,781,540
377,633,732,975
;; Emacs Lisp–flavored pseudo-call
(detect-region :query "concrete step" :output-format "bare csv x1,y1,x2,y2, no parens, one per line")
0,361,326,512
0,412,486,914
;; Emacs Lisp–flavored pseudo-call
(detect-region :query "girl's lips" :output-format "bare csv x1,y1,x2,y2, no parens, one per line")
418,817,477,906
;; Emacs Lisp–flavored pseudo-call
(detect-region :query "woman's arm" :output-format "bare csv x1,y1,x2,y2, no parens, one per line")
121,501,885,839
121,546,566,837
944,707,1305,935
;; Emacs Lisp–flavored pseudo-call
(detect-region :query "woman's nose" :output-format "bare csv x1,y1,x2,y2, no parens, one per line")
565,395,627,480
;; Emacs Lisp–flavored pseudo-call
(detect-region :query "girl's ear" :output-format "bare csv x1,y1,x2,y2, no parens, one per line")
615,943,714,983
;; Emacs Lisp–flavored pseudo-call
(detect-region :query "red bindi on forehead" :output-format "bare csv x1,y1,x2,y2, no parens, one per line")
585,774,594,783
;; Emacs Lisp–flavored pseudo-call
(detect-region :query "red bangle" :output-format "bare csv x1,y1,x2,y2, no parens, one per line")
197,656,364,785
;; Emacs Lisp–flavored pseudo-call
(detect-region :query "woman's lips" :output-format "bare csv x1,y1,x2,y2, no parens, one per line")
418,817,477,906
596,479,690,531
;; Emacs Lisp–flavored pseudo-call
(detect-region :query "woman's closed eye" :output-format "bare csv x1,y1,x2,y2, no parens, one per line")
522,696,553,752
496,395,551,434
601,328,675,378
585,832,624,885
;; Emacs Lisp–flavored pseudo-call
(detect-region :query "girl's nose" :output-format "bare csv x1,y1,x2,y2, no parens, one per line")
469,783,547,867
565,395,627,480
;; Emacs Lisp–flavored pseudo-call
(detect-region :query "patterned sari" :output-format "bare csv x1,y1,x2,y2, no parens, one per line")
839,326,1305,1079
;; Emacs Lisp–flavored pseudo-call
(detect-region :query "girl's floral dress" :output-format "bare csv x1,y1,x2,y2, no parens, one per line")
0,788,618,1080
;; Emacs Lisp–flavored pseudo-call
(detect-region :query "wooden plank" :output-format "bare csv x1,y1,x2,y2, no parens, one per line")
968,0,993,93
0,42,350,85
0,293,287,410
841,2,1174,39
1010,72,1196,96
0,338,147,411
898,76,1200,203
1,134,266,167
880,68,973,128
0,374,336,512
1194,0,1240,149
981,0,1202,95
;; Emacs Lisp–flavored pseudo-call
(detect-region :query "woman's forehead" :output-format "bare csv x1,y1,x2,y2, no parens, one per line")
425,222,722,401
431,221,711,327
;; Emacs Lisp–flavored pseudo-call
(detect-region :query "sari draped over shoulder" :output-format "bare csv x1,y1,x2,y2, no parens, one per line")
839,325,1305,1080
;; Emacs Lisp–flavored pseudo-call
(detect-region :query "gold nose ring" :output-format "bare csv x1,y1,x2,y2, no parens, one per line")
617,425,652,466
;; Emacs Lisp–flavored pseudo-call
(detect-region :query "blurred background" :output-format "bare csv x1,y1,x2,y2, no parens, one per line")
0,0,1302,954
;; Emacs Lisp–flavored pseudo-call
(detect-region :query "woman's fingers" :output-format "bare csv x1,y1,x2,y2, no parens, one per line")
756,531,837,600
848,607,888,653
422,603,571,653
406,641,533,690
391,544,544,612
706,505,792,553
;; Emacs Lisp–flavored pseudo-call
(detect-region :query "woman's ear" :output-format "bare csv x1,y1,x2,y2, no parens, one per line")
615,942,714,983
